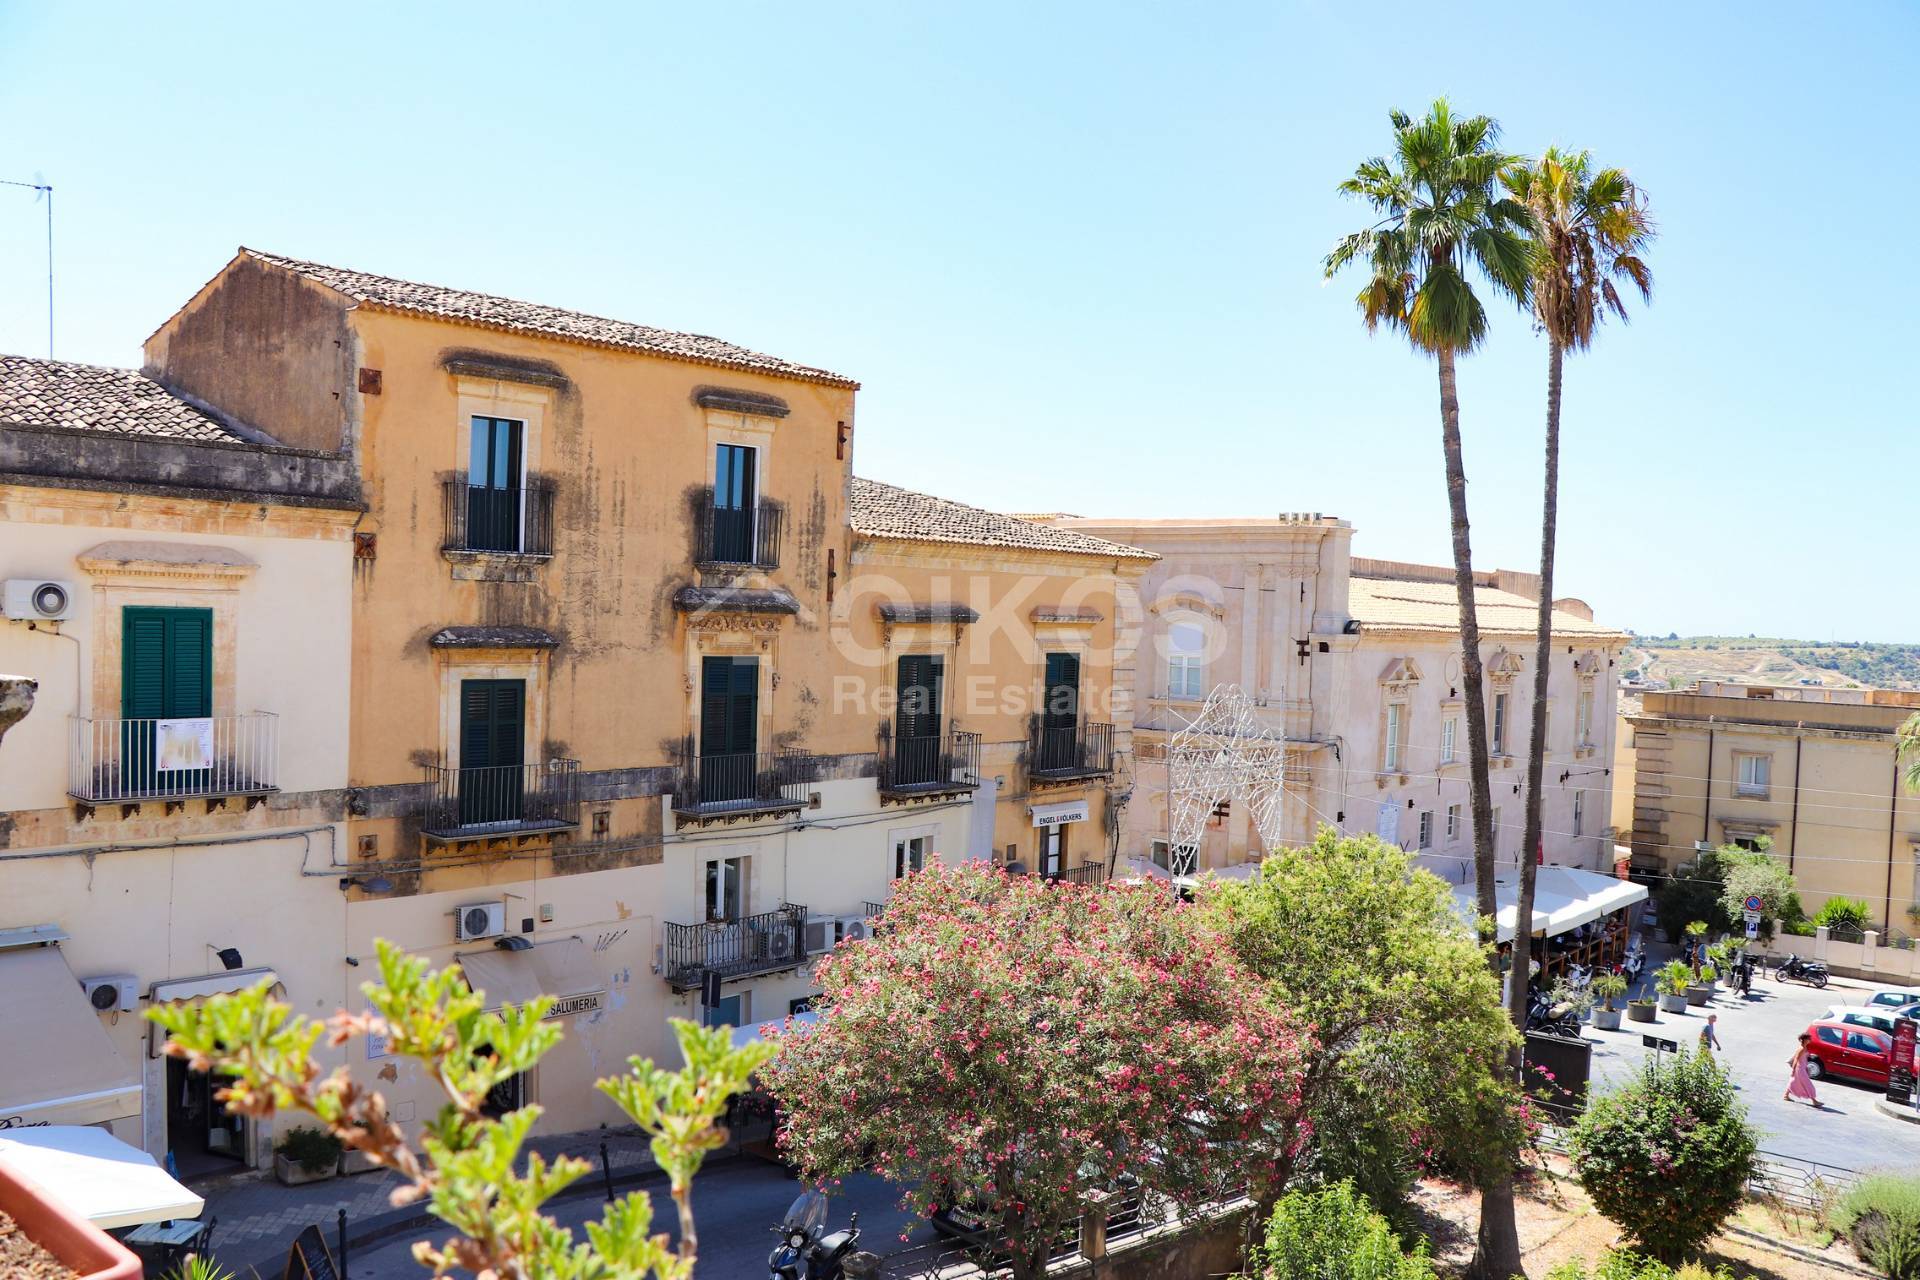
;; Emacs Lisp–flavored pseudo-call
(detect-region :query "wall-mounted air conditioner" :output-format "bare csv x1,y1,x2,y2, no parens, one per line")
837,916,874,945
454,901,506,941
803,917,836,955
3,580,75,621
81,974,139,1013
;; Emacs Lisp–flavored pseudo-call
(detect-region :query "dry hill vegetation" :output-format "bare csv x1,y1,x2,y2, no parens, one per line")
1623,636,1920,692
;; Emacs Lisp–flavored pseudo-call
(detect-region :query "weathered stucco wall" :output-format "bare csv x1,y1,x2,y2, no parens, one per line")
144,253,359,454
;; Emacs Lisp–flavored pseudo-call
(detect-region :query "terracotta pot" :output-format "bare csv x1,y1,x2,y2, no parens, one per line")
0,1161,141,1280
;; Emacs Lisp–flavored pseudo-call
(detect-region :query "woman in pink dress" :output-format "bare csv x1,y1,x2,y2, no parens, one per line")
1786,1032,1820,1105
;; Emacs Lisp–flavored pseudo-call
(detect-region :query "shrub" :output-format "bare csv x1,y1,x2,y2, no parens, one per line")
274,1124,342,1175
1831,1173,1920,1278
1655,961,1694,997
1816,896,1873,932
1571,1048,1758,1261
1244,1181,1435,1280
1547,1250,1734,1280
1592,973,1629,1010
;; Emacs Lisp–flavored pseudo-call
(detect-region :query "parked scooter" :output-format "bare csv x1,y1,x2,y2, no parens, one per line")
769,1190,862,1280
1526,988,1583,1039
1770,953,1830,989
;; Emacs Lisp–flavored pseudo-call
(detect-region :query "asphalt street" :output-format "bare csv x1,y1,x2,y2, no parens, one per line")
1583,966,1920,1170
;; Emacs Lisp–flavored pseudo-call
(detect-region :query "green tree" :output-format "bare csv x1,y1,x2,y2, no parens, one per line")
1244,1181,1437,1280
1715,840,1800,943
1502,148,1652,1045
149,940,770,1280
1324,106,1532,1277
1900,713,1920,795
1196,830,1523,1224
1571,1049,1758,1262
762,862,1308,1280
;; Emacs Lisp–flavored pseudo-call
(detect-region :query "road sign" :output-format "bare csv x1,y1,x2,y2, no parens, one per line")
1745,894,1764,912
1744,909,1762,925
1746,920,1761,938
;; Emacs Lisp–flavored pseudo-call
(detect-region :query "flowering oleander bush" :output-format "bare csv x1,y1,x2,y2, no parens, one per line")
1571,1049,1758,1261
762,861,1309,1280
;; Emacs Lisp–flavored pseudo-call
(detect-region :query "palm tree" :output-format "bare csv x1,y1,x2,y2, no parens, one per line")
1502,148,1653,1037
1325,100,1531,1280
1899,713,1920,795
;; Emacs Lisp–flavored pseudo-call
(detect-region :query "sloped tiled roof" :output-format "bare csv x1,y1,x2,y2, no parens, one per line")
0,355,252,443
849,478,1156,561
240,249,858,389
1349,573,1627,639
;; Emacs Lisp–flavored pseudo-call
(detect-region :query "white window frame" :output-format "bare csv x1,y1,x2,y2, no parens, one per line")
1446,804,1461,842
1491,693,1508,756
1573,790,1585,836
894,832,929,878
1441,717,1457,764
1576,688,1595,746
1166,620,1207,701
1418,811,1433,849
1384,703,1406,772
705,856,747,923
1735,752,1771,799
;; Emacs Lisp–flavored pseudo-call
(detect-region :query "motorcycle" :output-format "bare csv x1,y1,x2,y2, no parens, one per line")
1770,953,1830,989
768,1189,862,1280
1526,989,1583,1039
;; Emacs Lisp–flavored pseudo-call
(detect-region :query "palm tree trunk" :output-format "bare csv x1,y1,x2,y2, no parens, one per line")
1436,344,1524,1280
1513,340,1562,1032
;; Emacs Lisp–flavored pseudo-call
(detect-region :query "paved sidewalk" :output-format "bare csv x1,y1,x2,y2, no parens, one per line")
198,1127,666,1278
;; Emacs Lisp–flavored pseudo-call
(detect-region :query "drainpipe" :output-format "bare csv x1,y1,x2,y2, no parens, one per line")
1788,734,1803,873
1701,726,1715,845
1888,750,1901,934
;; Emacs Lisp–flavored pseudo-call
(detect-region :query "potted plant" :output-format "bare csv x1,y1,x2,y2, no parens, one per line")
1687,964,1717,1007
1706,941,1737,991
1656,960,1693,1014
274,1125,342,1186
1628,995,1659,1023
1592,973,1629,1031
1684,920,1710,977
0,1157,141,1279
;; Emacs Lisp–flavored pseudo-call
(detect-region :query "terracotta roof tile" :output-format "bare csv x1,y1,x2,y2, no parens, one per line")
849,478,1156,561
1349,574,1626,639
0,355,252,443
242,249,858,389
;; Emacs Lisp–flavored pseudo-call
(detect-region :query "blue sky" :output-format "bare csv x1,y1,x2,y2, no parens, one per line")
2,3,1913,640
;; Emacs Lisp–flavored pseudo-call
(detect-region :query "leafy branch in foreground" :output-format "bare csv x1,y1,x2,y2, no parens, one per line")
148,939,772,1280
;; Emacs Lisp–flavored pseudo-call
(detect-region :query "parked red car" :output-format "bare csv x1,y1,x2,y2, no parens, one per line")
1805,1018,1892,1086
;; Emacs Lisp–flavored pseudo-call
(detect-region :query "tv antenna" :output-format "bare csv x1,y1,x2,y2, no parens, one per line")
2,175,53,358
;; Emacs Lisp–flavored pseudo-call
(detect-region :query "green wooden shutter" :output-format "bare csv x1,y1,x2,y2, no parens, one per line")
121,607,213,719
896,655,942,741
699,657,758,757
1043,652,1080,730
460,679,525,771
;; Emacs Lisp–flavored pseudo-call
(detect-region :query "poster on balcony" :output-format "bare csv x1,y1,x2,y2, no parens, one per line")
156,717,214,771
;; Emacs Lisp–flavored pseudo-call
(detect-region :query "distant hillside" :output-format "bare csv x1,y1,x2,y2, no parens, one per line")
1621,635,1920,692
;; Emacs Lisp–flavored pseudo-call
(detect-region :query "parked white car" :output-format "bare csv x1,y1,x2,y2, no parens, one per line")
1823,1004,1918,1036
1862,989,1920,1012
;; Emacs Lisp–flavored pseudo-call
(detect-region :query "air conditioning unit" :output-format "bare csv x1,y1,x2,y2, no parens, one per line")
3,580,75,622
81,974,138,1013
765,929,796,961
837,916,874,945
803,917,836,955
454,901,506,941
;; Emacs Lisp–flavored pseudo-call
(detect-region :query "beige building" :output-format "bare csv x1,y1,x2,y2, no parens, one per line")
0,251,1150,1162
0,355,358,1176
1625,680,1920,930
1046,516,1630,881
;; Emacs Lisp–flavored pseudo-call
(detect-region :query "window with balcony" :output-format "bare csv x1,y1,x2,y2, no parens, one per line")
1167,622,1205,700
699,655,758,803
1031,652,1114,780
421,676,579,841
444,416,555,558
1735,752,1771,798
696,443,781,568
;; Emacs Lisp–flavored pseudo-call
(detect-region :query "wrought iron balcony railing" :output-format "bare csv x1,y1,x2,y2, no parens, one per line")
876,724,981,796
420,758,580,841
1029,720,1115,780
69,713,279,803
1056,862,1110,887
443,477,557,557
672,746,813,817
662,904,809,990
693,488,782,569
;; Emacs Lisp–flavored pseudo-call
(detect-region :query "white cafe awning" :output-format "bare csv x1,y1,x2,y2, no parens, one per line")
457,938,605,1019
0,1127,202,1229
1451,866,1648,944
148,966,280,1006
0,944,140,1128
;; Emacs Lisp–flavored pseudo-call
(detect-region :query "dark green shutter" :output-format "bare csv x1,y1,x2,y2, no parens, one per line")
896,654,942,741
459,680,525,770
1042,653,1080,730
699,657,758,757
121,607,213,719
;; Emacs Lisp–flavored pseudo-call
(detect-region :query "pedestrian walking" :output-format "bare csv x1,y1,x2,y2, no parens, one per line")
1786,1032,1820,1106
1700,1013,1723,1056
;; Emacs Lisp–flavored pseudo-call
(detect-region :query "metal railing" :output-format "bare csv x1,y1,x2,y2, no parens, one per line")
420,758,580,838
1029,720,1115,779
672,746,812,814
69,713,280,802
693,489,782,568
663,904,809,989
1057,862,1110,887
877,724,981,794
443,477,557,556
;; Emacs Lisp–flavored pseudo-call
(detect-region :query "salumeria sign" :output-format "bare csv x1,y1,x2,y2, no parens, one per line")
545,991,605,1020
